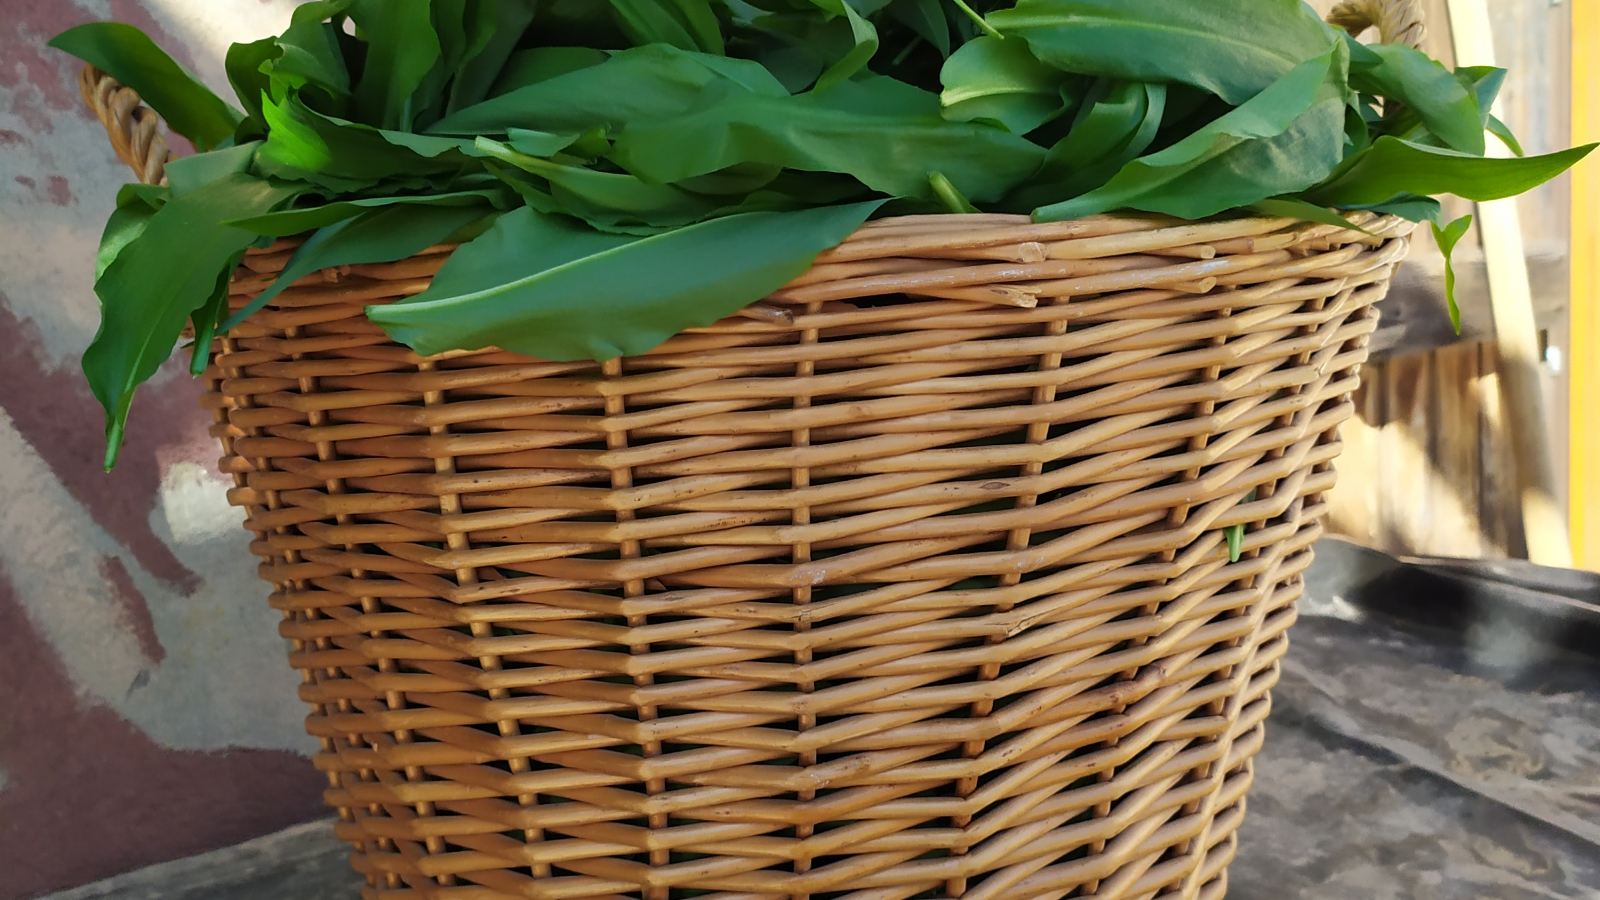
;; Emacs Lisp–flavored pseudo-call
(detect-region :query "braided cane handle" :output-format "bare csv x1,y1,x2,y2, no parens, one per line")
79,64,171,186
1327,0,1427,50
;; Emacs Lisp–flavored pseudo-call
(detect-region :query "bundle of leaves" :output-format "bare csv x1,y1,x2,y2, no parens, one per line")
51,0,1593,467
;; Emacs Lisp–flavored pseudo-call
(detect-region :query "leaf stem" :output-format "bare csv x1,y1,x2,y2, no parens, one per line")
949,0,1002,40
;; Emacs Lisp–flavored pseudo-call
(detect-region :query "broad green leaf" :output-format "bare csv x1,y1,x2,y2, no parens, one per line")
1037,46,1348,221
348,0,442,129
86,174,303,468
490,46,611,96
188,249,248,375
1347,40,1482,155
1309,136,1596,207
989,0,1336,105
1432,214,1473,333
812,0,880,90
49,23,244,150
1012,80,1164,207
96,185,167,281
476,137,722,227
164,140,260,196
225,37,279,138
1488,116,1524,157
609,0,725,54
1358,193,1442,223
269,2,353,110
613,76,1045,203
888,0,951,57
368,201,882,360
430,44,788,136
225,189,508,235
930,171,979,213
258,94,465,182
450,0,540,112
218,202,495,334
940,36,1072,134
1249,197,1373,234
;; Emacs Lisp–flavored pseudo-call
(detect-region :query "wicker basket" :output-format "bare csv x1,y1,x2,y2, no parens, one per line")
79,9,1417,896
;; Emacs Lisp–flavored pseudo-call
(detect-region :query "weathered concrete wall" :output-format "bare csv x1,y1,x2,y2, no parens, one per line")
0,3,332,897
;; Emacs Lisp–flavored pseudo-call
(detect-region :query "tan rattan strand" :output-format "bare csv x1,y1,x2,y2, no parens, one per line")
79,4,1423,895
199,208,1410,900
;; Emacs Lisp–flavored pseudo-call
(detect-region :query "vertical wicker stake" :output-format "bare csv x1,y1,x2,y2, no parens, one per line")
80,10,1425,897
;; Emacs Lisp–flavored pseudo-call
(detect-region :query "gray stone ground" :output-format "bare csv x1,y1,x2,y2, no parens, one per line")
44,542,1600,900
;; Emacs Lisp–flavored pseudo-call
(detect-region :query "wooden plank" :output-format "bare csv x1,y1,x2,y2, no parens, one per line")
1428,342,1485,556
1379,354,1434,555
1327,362,1385,549
1477,342,1524,557
1573,0,1600,571
1444,0,1574,566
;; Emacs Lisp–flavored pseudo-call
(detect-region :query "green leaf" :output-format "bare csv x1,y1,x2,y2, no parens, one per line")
888,0,951,57
217,201,495,334
1248,197,1374,235
96,185,167,282
224,37,279,137
86,174,303,468
988,0,1337,106
1036,45,1349,221
258,94,465,183
1488,115,1524,157
347,0,442,129
1225,488,1256,563
269,2,354,110
940,36,1072,134
812,0,880,90
188,249,248,375
1346,40,1482,155
1011,79,1164,207
930,171,979,213
449,0,539,112
612,76,1046,203
1353,192,1441,223
1309,136,1597,207
225,189,508,235
475,137,722,227
430,44,788,136
1432,214,1473,334
490,46,611,96
164,141,260,196
609,0,725,54
367,201,883,360
49,22,244,150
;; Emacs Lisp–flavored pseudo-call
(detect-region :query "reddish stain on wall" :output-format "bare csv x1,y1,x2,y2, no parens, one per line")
98,556,166,665
0,565,327,900
45,175,72,206
0,300,209,594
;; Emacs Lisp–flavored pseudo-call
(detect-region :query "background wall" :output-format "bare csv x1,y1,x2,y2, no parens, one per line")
0,2,327,897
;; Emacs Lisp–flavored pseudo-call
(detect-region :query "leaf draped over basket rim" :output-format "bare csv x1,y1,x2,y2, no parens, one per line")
47,0,1596,468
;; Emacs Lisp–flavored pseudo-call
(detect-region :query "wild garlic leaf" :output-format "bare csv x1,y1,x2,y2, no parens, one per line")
369,201,883,359
1309,136,1596,207
85,174,304,468
1432,214,1474,334
1036,45,1349,220
940,35,1074,134
49,23,244,150
990,0,1337,105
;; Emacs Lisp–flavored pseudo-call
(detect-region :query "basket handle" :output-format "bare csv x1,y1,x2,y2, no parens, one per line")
78,1,1426,186
1327,0,1426,50
79,64,171,186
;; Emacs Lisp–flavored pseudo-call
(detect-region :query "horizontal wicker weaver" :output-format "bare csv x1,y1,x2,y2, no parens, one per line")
202,209,1410,900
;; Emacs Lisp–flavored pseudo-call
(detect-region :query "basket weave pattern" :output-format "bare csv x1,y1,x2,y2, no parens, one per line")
207,212,1407,900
